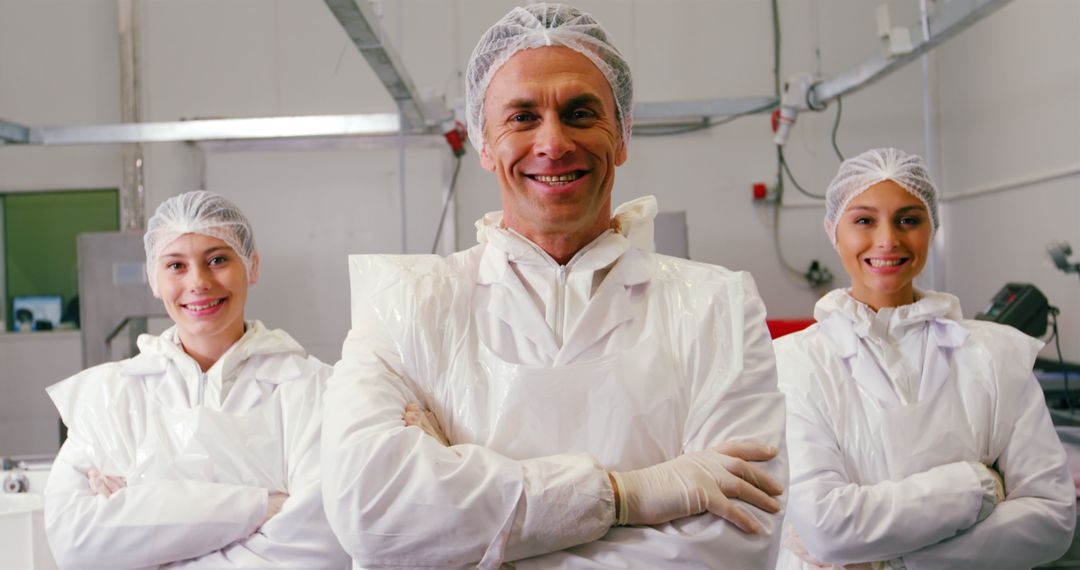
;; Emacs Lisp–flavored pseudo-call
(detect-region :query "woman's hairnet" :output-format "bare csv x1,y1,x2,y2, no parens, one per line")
144,191,257,292
465,3,634,152
824,147,939,246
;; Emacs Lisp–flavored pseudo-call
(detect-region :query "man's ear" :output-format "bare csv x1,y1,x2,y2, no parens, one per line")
479,143,496,172
615,119,630,166
615,137,628,166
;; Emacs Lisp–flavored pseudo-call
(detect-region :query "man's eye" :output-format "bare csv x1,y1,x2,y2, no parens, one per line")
569,109,596,120
510,112,536,123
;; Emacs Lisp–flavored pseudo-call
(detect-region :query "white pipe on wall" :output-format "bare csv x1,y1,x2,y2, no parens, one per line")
943,164,1080,203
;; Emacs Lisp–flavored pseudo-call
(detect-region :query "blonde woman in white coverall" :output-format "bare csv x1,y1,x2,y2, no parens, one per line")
322,4,787,569
775,148,1075,570
43,191,349,569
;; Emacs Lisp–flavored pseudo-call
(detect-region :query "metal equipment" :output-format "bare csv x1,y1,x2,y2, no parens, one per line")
975,282,1051,338
0,456,56,569
76,232,166,368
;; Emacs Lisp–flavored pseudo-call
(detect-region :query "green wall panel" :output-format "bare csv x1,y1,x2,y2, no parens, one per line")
4,189,119,329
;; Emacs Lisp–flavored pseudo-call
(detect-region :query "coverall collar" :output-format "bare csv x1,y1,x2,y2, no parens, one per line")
815,288,964,344
474,197,656,363
123,320,308,407
815,289,970,407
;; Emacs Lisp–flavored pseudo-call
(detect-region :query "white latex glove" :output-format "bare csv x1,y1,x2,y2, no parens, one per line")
970,462,1006,522
260,492,289,527
609,441,783,532
86,468,127,497
404,403,450,446
989,464,1006,502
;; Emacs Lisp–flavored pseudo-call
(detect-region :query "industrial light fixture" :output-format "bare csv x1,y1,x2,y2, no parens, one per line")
1048,242,1080,277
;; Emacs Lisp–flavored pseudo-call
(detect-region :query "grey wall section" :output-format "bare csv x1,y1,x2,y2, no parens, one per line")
0,332,81,455
0,0,1078,454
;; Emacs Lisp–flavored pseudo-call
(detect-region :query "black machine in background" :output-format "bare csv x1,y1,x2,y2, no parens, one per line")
975,282,1051,338
977,283,1080,415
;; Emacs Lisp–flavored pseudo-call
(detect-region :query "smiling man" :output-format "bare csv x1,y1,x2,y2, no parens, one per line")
322,4,787,568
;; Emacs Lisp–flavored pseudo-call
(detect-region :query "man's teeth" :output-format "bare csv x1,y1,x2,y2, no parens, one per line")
186,299,223,311
868,258,905,267
533,172,581,183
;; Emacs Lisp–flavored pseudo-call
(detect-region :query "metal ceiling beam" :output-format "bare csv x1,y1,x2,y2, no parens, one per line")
7,113,408,146
633,96,777,123
2,0,1009,146
810,0,1013,106
324,0,448,129
0,118,30,144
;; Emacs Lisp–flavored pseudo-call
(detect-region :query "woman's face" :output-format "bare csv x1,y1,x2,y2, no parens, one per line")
153,233,254,348
835,180,932,310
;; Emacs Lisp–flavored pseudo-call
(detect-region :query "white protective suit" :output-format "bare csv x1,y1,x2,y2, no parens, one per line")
322,196,788,569
775,289,1075,570
44,321,350,569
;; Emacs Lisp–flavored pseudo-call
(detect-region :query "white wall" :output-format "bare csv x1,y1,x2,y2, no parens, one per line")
0,0,122,191
936,0,1080,361
0,0,1076,454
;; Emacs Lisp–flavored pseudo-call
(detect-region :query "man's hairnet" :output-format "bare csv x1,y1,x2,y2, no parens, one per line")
465,3,634,152
824,147,939,246
144,191,257,292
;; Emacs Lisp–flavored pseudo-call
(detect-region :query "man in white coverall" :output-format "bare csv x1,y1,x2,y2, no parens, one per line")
322,4,788,568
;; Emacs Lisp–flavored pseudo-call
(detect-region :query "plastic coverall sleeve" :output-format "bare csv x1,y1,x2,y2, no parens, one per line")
511,271,788,568
322,266,613,568
163,367,350,569
780,355,990,565
901,371,1076,569
45,429,268,569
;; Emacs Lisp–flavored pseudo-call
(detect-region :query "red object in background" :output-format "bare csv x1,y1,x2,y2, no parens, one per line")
443,120,467,157
766,319,815,339
753,182,768,200
771,108,781,133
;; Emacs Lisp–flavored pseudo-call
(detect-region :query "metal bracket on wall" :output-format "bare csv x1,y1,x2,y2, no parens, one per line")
809,0,1013,107
0,118,29,144
323,0,451,129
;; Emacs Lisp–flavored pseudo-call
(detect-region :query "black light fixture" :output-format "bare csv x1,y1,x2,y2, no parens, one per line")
1048,242,1080,277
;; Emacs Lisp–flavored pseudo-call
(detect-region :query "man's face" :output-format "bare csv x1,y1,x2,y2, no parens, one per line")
480,46,627,240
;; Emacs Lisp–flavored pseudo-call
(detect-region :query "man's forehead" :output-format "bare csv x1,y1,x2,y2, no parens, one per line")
485,46,615,106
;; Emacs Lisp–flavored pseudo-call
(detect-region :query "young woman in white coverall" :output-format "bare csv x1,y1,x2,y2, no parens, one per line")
43,191,349,569
775,148,1075,569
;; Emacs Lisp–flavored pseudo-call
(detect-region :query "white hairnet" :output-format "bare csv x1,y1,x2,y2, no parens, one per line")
465,3,634,152
144,191,257,292
824,147,939,246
